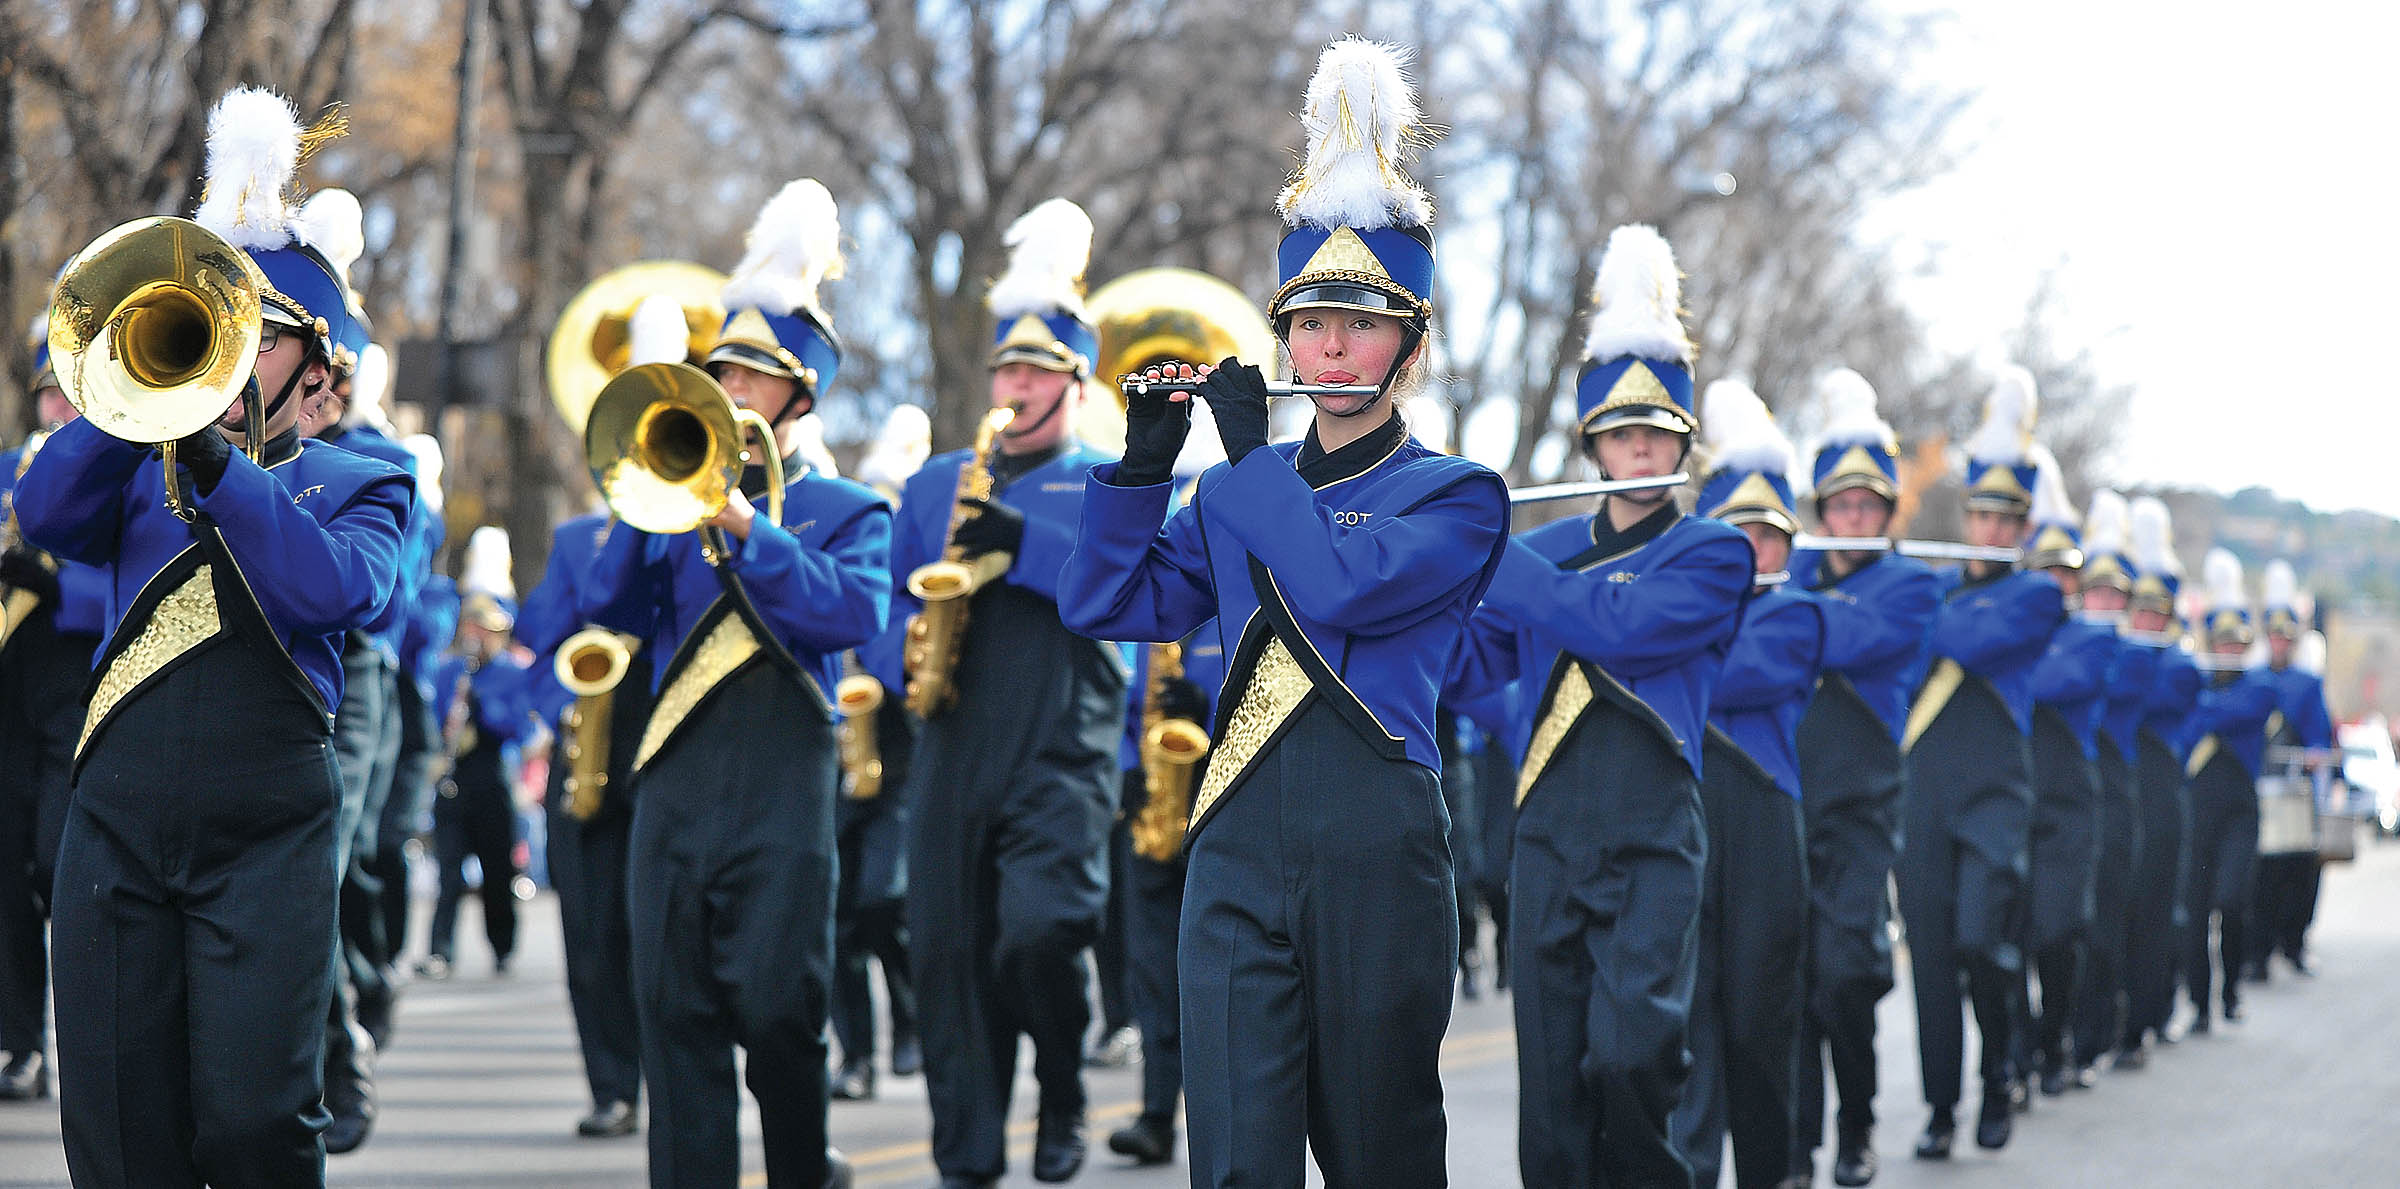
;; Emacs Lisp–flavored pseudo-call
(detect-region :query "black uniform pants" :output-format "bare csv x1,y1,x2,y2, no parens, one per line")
371,672,438,971
630,664,837,1189
2074,738,2141,1065
1675,742,1806,1189
1436,711,1482,974
547,755,642,1110
427,772,518,966
1791,686,1900,1167
1116,768,1186,1125
2183,756,2258,1016
2022,714,2098,1070
1513,703,1703,1189
1471,736,1517,976
0,612,91,1059
832,778,914,1069
2122,732,2191,1045
1093,802,1134,1038
55,641,339,1189
1182,700,1453,1189
325,646,397,1099
1896,691,2030,1111
2247,852,2316,968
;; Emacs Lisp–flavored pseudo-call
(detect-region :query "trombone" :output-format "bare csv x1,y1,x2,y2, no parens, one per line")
584,361,784,542
47,216,269,521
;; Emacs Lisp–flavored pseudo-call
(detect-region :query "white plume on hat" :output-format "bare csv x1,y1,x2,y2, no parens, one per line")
626,293,693,368
2203,547,2246,610
2085,489,2130,557
1813,367,1895,451
403,433,445,515
1278,38,1433,232
1966,364,2039,466
986,198,1093,321
720,178,845,323
193,87,305,251
349,342,394,431
2028,444,2077,528
1584,225,1692,365
294,187,365,281
462,525,515,600
2264,559,2300,610
2130,496,2179,576
1701,379,1792,475
2298,630,2327,676
857,405,932,492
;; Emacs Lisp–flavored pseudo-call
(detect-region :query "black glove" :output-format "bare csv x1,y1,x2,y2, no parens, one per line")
173,426,234,495
1197,357,1271,466
951,497,1025,557
0,549,57,605
1159,676,1209,726
1116,382,1193,488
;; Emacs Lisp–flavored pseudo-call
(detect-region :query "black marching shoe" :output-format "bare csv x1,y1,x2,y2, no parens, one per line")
577,1099,638,1137
2186,1005,2213,1036
1108,1113,1176,1165
1832,1125,1878,1186
1033,1110,1088,1182
0,1052,47,1101
2007,1075,2032,1115
1975,1088,2013,1150
2286,950,2315,977
2239,960,2269,985
2112,1042,2148,1071
891,1030,924,1078
2038,1050,2073,1097
831,1059,876,1101
936,1178,996,1189
2222,997,2243,1023
823,1147,852,1189
323,1018,377,1155
1912,1109,1954,1160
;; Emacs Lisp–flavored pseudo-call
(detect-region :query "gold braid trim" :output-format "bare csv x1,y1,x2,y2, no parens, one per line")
1192,637,1311,826
79,567,221,757
1517,661,1594,806
1902,658,1964,753
2186,735,2220,779
635,613,761,771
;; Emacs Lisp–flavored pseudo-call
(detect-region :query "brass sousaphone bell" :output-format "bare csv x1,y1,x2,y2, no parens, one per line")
584,361,785,534
48,216,269,519
546,260,728,438
1088,265,1280,402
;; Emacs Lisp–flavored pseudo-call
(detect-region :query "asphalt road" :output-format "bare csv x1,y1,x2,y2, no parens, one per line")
5,841,2399,1186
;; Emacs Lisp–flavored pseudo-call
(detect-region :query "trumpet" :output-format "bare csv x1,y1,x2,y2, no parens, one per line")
835,669,886,799
48,216,269,521
1792,535,2023,564
585,361,785,538
554,628,635,821
1119,375,1375,402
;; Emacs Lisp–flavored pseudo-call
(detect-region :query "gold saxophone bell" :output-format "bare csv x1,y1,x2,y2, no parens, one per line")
585,361,784,534
545,261,728,437
49,216,268,520
901,406,1015,718
1130,640,1210,861
555,627,636,822
555,627,633,696
835,673,886,799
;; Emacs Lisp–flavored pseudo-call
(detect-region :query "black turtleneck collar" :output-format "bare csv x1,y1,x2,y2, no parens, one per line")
257,427,304,468
739,451,811,502
1295,409,1408,488
1588,497,1680,558
993,441,1066,489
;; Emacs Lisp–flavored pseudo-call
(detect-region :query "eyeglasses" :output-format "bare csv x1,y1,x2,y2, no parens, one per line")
258,321,294,352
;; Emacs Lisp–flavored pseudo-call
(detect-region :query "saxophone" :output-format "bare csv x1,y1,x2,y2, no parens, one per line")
902,405,1017,717
0,430,54,652
1130,641,1211,860
555,627,635,821
836,652,885,799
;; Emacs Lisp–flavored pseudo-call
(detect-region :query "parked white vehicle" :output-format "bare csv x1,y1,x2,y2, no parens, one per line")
2337,717,2400,834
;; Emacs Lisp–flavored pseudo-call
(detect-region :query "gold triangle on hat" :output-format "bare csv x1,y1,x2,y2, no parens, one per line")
997,313,1062,355
1299,226,1393,286
1829,444,1884,485
1604,361,1673,409
720,307,780,354
1971,463,2029,502
2032,526,2076,555
1719,472,1788,518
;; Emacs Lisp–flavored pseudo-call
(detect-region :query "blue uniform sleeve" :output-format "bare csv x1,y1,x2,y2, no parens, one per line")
472,661,530,737
1450,605,1523,701
198,452,413,636
1818,566,1938,674
1480,530,1754,679
2291,674,2336,749
2033,624,2115,705
1059,465,1216,644
1937,574,2064,673
2192,672,2280,738
1713,595,1825,712
2148,653,2204,715
515,529,588,657
14,419,145,564
576,523,662,637
1198,451,1505,635
1002,501,1080,603
718,500,893,653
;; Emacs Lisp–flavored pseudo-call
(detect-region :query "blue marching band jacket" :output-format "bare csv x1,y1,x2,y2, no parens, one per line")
17,418,413,756
578,463,891,768
332,423,437,666
2185,664,2282,782
2103,633,2163,764
1706,585,1828,799
1796,550,1941,746
2144,645,2206,762
0,441,108,639
1906,568,2066,749
516,511,614,728
1060,422,1509,836
2031,615,2121,762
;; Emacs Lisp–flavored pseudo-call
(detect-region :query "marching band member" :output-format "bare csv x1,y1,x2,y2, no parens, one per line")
422,530,532,980
2246,561,2335,980
2179,549,2280,1032
0,326,102,1104
578,178,889,1189
1897,367,2063,1159
1788,368,1937,1188
2018,452,2111,1098
1460,222,1752,1188
829,405,933,1104
2116,497,2200,1066
379,433,455,998
894,196,1122,1189
511,295,684,1137
1063,39,1509,1187
23,87,413,1186
2070,490,2150,1086
1673,382,1823,1189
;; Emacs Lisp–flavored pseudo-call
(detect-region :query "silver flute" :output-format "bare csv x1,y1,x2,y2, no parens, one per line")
1507,473,1690,506
1118,377,1378,401
1792,535,2023,564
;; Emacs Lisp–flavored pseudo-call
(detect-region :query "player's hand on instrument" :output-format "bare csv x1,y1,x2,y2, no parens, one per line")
707,488,758,540
1197,358,1270,466
1118,364,1199,487
173,425,234,494
0,548,58,605
952,497,1025,558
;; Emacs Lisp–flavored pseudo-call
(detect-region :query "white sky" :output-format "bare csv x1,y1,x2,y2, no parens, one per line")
1882,0,2400,516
